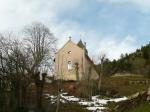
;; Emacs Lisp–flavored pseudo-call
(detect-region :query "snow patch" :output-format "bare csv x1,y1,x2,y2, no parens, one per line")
44,92,127,112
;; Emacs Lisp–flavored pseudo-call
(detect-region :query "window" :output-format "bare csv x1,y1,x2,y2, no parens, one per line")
68,51,71,54
68,61,72,70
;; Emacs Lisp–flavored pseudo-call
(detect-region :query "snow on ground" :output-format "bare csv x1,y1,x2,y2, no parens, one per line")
86,107,105,112
44,92,127,112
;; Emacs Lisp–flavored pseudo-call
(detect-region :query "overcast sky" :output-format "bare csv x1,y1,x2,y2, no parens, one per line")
0,0,150,60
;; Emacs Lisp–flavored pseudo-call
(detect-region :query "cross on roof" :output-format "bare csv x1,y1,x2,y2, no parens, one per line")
69,36,71,40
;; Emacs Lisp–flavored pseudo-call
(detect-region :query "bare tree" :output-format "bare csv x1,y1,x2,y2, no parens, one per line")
34,72,47,112
56,79,61,112
97,53,106,94
87,64,92,100
0,33,30,112
75,62,79,84
23,22,57,75
56,53,65,112
0,22,57,112
81,58,94,100
23,22,57,111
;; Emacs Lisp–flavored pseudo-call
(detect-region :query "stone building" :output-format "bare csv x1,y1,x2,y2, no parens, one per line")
54,37,99,81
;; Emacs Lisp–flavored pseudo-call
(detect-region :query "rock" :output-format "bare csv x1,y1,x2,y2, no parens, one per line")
147,96,150,101
128,92,139,99
147,88,150,95
147,88,150,101
116,88,150,111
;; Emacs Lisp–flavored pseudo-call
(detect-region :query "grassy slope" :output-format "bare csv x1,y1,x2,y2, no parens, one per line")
101,76,150,96
59,104,90,112
125,101,150,112
43,77,150,97
102,76,150,112
41,76,150,112
43,97,90,112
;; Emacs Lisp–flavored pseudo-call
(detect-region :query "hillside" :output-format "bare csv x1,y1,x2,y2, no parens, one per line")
101,76,150,96
95,42,150,77
125,101,150,112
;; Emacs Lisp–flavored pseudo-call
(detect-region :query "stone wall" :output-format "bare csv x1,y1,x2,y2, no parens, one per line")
129,80,149,85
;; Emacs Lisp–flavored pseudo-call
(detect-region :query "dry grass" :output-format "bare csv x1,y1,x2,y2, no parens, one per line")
101,76,150,96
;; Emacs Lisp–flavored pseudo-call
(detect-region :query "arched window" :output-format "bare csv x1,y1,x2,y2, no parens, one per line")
68,61,72,70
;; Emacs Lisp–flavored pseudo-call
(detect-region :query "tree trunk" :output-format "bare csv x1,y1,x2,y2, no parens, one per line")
75,63,79,85
56,80,61,112
98,62,103,94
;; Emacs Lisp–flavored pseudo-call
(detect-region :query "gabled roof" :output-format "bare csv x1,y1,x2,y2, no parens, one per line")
56,38,83,54
56,38,89,56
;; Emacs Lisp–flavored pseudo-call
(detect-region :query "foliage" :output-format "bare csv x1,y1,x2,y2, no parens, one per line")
125,101,150,112
59,104,90,112
95,43,150,77
100,76,150,96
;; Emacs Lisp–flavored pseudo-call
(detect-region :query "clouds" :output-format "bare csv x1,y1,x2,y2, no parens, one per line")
0,0,148,60
0,0,81,31
106,35,137,60
88,35,137,60
97,0,150,13
53,23,138,61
